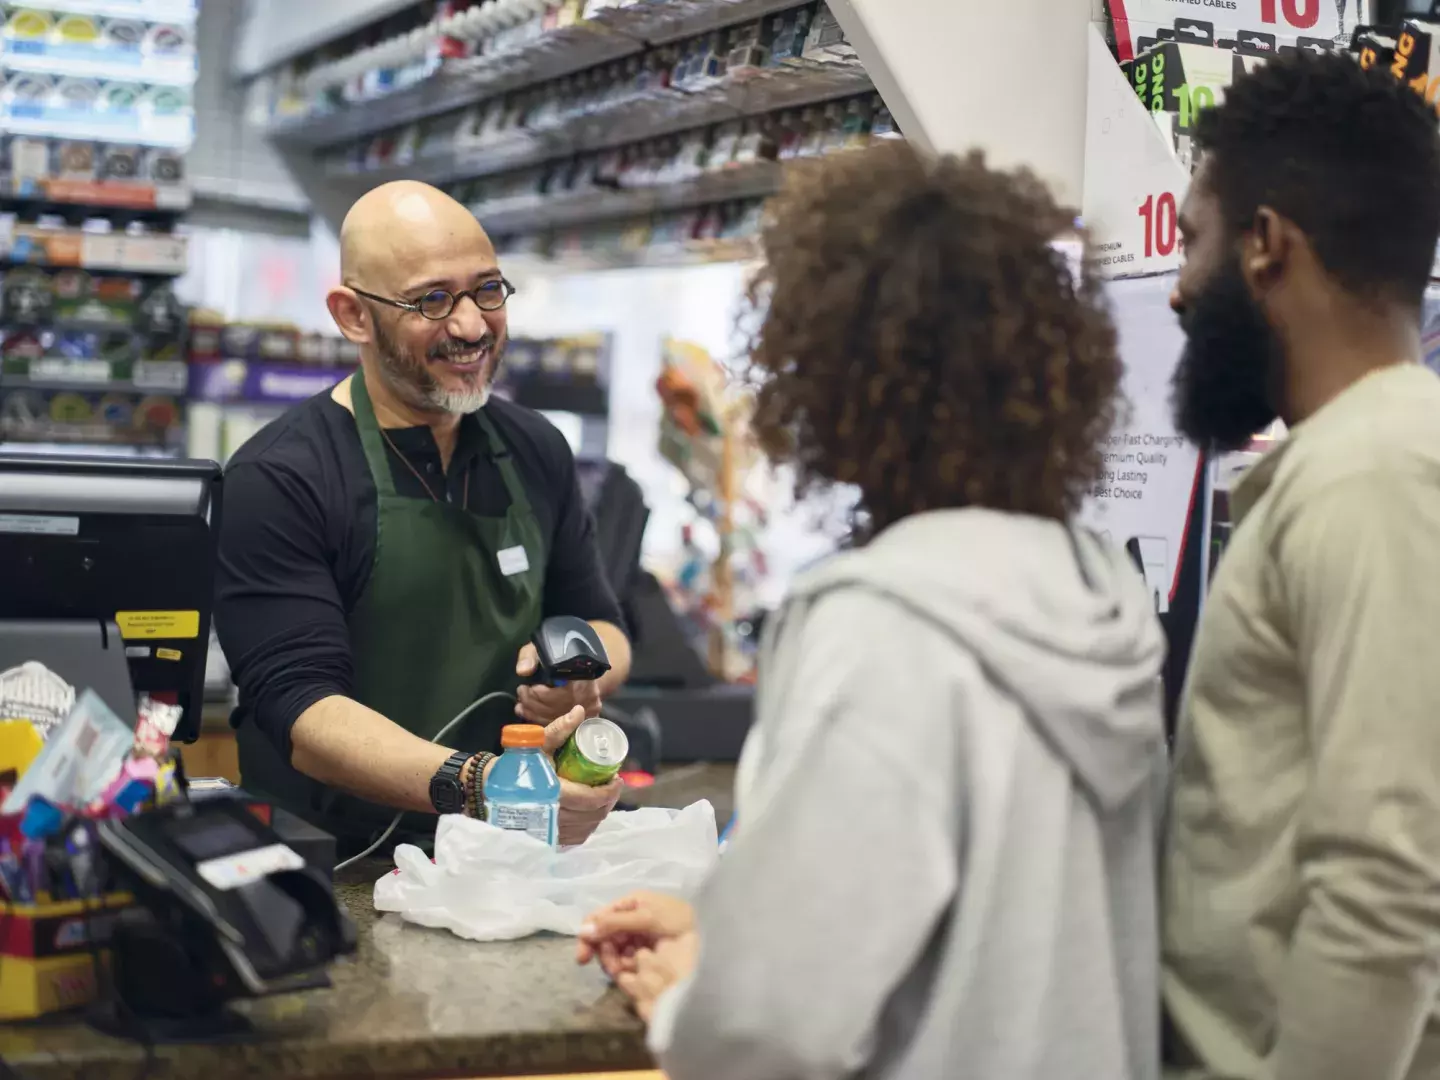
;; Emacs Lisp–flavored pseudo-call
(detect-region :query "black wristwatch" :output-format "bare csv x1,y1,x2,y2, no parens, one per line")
429,751,472,815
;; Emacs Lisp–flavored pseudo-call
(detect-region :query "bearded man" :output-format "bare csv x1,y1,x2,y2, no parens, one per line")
1163,52,1440,1080
216,182,628,856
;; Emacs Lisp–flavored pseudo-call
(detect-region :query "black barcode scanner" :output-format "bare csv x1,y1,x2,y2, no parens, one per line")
531,615,611,687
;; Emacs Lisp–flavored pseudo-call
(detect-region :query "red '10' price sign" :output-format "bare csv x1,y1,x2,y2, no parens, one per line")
1259,0,1319,29
1137,192,1179,260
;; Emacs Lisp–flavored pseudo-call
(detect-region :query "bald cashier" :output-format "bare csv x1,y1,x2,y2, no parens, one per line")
214,182,630,856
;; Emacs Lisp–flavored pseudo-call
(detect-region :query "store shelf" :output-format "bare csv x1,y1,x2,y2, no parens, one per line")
1,230,188,275
0,39,197,87
188,360,353,406
501,376,609,417
1,357,189,394
0,104,195,149
502,234,760,274
2,179,190,216
473,160,782,234
589,0,809,45
267,0,813,149
17,0,197,24
333,59,872,186
0,421,182,448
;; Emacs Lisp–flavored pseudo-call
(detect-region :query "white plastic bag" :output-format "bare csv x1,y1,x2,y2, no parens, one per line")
373,802,719,941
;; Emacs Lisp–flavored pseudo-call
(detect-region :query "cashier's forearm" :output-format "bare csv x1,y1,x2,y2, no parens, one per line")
289,695,457,814
591,620,632,699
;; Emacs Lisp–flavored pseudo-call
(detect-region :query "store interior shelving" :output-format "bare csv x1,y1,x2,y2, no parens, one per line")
1,0,198,453
268,0,822,145
250,1,878,266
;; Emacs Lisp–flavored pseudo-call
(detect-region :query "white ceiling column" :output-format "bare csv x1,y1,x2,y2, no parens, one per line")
827,0,1091,204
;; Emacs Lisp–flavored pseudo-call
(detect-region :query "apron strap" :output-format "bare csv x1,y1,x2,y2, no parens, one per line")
475,407,535,519
349,368,400,499
354,370,533,520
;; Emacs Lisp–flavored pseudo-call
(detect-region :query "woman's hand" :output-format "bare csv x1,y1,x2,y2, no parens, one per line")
577,891,696,979
616,932,700,1023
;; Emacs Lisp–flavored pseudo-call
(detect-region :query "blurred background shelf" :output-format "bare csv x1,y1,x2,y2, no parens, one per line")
0,41,197,87
0,107,195,149
326,61,871,187
267,0,814,148
20,0,197,22
2,179,191,215
473,159,781,233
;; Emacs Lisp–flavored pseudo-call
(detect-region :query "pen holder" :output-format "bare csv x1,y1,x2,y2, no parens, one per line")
0,891,133,1019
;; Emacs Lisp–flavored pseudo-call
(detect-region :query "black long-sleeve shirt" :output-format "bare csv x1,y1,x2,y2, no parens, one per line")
214,391,623,760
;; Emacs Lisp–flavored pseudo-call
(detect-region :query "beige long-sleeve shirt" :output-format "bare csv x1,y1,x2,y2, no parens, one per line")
1164,362,1440,1080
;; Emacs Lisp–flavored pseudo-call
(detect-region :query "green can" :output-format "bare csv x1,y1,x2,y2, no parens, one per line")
556,717,628,786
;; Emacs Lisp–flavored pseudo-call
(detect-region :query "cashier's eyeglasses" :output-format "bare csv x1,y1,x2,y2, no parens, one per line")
351,278,517,320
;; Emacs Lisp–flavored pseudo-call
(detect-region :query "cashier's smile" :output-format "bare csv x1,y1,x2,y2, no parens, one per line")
429,335,494,373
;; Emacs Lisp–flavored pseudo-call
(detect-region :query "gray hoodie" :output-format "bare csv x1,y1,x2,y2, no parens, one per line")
648,508,1167,1080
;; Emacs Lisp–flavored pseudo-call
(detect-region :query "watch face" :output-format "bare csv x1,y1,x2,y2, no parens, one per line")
430,775,463,814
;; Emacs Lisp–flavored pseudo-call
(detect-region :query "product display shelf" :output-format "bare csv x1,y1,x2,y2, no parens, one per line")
14,0,197,24
503,234,760,273
0,109,195,150
0,418,181,448
1,178,190,217
1,232,188,275
268,0,814,149
326,58,871,187
473,158,781,234
0,42,197,88
2,356,188,395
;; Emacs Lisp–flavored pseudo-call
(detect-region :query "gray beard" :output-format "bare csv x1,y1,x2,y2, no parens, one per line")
372,318,493,416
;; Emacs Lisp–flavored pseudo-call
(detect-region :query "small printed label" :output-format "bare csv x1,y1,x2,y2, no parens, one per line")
0,513,79,536
155,647,181,662
497,545,530,577
30,358,109,384
115,610,199,640
195,843,304,891
124,646,151,659
489,802,557,846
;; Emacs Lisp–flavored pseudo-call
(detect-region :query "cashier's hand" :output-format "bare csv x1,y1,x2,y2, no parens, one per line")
576,891,697,980
515,643,603,724
545,705,623,847
618,934,700,1024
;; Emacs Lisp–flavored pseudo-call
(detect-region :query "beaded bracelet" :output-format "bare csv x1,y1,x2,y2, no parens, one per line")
467,752,495,820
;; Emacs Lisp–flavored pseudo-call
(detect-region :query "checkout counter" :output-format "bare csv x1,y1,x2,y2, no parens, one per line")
0,454,699,1079
0,857,658,1080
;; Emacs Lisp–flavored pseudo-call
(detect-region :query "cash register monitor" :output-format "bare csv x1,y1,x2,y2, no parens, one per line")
0,454,222,743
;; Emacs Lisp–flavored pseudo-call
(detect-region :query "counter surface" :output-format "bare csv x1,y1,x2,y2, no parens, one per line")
0,860,650,1080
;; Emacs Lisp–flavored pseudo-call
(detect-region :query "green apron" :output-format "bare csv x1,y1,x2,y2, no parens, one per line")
237,369,547,844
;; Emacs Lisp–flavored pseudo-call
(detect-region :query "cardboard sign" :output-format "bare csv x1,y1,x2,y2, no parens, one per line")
1106,0,1369,59
1122,40,1266,169
1083,23,1193,278
1077,274,1202,613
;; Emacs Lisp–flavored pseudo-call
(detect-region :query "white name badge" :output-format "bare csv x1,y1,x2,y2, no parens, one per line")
498,545,530,577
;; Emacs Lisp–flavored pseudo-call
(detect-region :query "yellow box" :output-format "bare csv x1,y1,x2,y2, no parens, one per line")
0,893,132,1020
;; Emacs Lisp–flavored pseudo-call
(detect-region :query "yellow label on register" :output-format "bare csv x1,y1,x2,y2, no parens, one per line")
115,611,199,640
155,648,182,662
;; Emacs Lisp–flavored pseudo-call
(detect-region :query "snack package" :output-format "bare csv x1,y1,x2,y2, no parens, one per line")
1386,18,1440,106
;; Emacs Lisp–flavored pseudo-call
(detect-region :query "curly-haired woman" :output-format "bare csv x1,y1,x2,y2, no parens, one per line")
577,140,1166,1080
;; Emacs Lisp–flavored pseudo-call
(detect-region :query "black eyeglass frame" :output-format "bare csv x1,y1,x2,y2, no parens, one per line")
350,278,517,320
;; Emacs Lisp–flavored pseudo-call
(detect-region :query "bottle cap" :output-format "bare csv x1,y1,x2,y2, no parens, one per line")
500,724,545,749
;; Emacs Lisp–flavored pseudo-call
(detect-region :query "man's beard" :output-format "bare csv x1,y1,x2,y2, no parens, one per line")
1170,256,1285,452
372,316,500,416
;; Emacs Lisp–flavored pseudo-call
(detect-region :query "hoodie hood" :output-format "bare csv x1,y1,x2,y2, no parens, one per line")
787,509,1166,811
